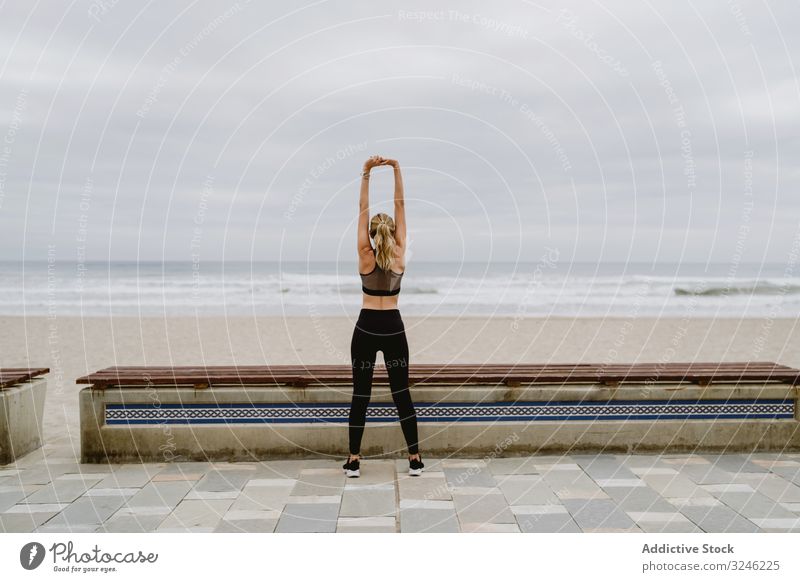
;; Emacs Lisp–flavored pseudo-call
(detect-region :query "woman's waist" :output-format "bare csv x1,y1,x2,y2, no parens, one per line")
361,294,400,308
357,306,404,326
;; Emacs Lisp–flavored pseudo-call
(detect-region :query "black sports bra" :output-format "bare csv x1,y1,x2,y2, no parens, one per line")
360,248,403,296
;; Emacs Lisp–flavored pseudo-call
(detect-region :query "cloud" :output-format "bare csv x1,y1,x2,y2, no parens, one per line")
1,0,798,264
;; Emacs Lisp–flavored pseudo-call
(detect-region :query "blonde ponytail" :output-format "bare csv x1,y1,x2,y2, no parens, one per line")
370,213,396,272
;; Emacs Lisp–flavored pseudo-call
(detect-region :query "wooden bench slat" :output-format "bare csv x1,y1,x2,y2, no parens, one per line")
76,362,800,387
0,367,51,389
100,362,793,372
88,364,795,375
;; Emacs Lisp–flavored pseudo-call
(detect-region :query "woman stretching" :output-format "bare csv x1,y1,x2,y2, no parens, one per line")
342,155,424,478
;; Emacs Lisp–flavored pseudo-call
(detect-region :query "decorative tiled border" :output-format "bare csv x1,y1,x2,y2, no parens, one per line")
105,399,795,425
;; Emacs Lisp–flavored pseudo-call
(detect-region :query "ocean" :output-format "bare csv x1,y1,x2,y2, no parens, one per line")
2,260,799,318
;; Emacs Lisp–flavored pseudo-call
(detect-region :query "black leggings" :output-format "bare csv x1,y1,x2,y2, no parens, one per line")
349,308,419,455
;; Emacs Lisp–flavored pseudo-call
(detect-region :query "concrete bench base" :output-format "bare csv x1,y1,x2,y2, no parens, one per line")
1,378,48,465
80,383,800,462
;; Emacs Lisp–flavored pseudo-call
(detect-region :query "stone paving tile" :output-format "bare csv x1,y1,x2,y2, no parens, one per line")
184,490,240,500
193,469,253,493
4,503,70,514
538,465,610,500
250,460,305,479
0,488,32,512
246,478,298,487
399,499,459,533
443,466,497,489
83,487,140,498
461,522,521,532
706,454,771,474
159,462,210,473
214,518,279,533
290,469,345,497
347,460,395,485
337,516,396,533
39,496,127,530
700,485,799,520
441,460,489,468
113,505,173,517
496,475,560,505
124,481,193,510
223,509,281,521
486,457,540,475
1,513,49,532
780,502,800,514
453,491,515,524
748,517,800,531
730,473,800,503
51,472,110,481
15,465,87,485
594,478,648,488
511,505,581,533
562,498,638,531
601,485,679,513
275,503,339,533
668,496,724,508
626,511,698,528
698,483,754,493
678,464,739,486
620,454,675,471
640,473,711,499
628,467,679,477
340,484,395,517
531,455,575,465
75,463,118,474
157,499,233,532
37,523,98,533
677,504,761,533
581,526,643,532
659,455,710,465
97,514,166,533
151,472,204,482
767,464,800,485
285,495,342,504
636,521,703,533
574,455,641,481
399,499,454,509
397,472,450,500
95,465,163,488
3,483,43,495
230,482,296,513
24,476,103,504
751,458,800,471
534,461,582,472
301,459,341,469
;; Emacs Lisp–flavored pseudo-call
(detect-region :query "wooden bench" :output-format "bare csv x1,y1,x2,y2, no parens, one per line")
1,367,49,464
77,362,800,462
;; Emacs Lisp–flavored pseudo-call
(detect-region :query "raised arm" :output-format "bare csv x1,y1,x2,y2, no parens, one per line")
358,164,371,252
357,156,380,270
388,159,406,248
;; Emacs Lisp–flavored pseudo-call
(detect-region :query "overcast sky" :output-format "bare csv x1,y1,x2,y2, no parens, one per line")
1,0,799,265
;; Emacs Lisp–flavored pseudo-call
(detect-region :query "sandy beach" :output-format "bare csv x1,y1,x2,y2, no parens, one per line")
2,315,798,460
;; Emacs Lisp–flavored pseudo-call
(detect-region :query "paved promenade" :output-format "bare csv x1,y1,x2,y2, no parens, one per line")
3,448,800,533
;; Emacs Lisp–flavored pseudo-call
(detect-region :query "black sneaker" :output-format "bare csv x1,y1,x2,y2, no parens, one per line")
343,456,360,478
408,455,424,476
